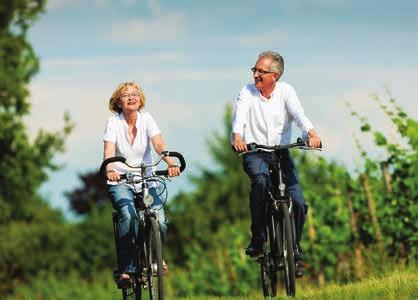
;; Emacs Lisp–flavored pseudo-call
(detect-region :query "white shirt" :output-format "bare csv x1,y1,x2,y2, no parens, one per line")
103,111,161,181
232,81,313,145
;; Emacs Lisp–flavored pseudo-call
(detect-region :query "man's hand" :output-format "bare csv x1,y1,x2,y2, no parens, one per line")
232,133,248,153
308,129,322,148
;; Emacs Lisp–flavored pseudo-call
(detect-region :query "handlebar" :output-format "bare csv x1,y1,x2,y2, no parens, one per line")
99,151,186,179
234,138,322,154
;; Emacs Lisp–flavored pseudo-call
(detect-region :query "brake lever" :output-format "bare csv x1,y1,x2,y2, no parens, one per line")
238,148,263,156
296,146,323,151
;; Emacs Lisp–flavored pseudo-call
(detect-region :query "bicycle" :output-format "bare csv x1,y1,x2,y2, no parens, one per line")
240,138,321,298
100,151,186,300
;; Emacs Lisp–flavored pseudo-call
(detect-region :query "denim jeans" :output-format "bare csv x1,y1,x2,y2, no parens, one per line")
107,183,168,273
242,150,308,250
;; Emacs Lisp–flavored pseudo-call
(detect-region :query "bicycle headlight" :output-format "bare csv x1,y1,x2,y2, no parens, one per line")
143,190,154,207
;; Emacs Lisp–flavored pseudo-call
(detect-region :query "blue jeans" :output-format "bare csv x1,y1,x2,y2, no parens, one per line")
107,184,168,273
242,150,307,250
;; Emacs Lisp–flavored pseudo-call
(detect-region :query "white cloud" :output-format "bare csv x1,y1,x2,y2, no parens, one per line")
238,30,288,47
43,53,186,68
46,0,110,11
143,69,243,84
110,13,187,44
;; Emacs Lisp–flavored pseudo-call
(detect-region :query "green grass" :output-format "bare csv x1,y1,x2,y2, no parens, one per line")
176,266,417,300
7,265,417,299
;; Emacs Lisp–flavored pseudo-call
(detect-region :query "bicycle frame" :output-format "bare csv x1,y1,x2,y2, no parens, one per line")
268,149,297,251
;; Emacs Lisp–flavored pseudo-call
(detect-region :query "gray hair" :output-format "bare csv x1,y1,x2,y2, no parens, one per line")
258,51,284,75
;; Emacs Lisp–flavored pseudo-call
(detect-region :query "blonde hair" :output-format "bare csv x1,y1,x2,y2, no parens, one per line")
108,81,146,113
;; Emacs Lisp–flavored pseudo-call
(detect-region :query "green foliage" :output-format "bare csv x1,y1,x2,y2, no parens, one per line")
11,271,117,300
65,170,109,215
0,0,74,295
72,205,117,277
348,94,417,260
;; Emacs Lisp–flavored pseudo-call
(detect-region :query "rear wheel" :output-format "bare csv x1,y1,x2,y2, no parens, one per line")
280,203,296,297
146,216,164,300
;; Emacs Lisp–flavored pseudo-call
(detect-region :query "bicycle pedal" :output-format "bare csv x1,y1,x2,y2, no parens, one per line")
116,278,132,289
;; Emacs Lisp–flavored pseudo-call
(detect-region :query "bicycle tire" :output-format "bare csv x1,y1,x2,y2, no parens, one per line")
134,275,142,300
260,215,278,297
280,203,296,297
146,216,164,300
122,288,128,299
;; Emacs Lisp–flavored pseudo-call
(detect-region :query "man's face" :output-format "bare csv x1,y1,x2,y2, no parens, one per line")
252,57,279,90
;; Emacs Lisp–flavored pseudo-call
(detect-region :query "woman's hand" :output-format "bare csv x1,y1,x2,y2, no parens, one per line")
167,165,180,177
106,169,121,181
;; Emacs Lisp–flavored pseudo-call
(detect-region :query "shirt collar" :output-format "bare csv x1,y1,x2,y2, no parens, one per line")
258,82,280,101
118,111,141,127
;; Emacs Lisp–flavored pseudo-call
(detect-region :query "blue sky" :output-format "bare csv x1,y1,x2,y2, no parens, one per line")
26,0,418,215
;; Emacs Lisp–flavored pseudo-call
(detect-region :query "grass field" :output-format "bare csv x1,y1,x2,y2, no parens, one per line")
176,266,417,300
8,265,417,299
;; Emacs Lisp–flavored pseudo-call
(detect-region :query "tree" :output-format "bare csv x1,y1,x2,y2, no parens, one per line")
66,170,109,215
0,0,74,294
0,0,73,222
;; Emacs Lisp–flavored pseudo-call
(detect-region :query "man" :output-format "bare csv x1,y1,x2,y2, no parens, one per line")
231,51,321,277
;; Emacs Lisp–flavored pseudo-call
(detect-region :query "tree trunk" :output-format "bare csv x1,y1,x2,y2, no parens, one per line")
360,173,384,248
307,208,322,282
345,180,364,279
380,161,392,193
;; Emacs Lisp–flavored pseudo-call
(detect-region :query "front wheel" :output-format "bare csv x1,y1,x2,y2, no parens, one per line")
260,256,278,297
146,216,164,300
260,215,278,297
279,203,296,297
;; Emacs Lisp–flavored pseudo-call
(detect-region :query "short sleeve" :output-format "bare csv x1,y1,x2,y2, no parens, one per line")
103,118,117,142
145,113,161,138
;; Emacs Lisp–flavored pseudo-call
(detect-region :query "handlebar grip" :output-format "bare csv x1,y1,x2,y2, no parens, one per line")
155,170,169,176
300,137,323,149
99,156,126,178
155,151,186,176
167,151,186,172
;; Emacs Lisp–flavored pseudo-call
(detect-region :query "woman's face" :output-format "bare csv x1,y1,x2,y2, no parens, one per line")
118,85,141,113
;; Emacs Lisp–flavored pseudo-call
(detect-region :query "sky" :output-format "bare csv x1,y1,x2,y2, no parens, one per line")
26,0,418,216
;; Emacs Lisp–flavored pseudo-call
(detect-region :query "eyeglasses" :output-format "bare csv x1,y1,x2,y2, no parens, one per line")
251,67,275,75
120,92,140,100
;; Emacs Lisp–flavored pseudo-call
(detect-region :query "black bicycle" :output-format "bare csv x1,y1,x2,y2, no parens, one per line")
100,151,186,300
241,138,321,298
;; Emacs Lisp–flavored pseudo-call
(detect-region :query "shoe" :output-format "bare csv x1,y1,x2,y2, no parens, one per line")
294,247,304,278
245,241,263,258
117,273,132,289
152,260,169,276
163,260,169,275
295,258,305,278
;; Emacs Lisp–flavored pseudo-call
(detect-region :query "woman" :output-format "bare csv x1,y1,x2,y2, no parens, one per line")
103,81,180,285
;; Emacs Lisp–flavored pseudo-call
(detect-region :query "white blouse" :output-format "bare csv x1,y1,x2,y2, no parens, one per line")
103,111,161,179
